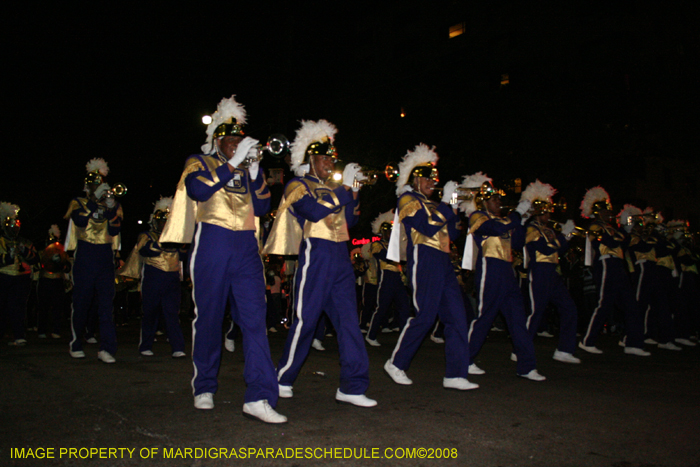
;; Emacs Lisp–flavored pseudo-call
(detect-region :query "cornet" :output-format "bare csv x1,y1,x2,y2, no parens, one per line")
241,134,290,168
100,183,127,202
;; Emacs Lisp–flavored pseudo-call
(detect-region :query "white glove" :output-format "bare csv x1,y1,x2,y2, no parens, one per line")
561,219,575,236
248,160,260,180
342,163,362,191
515,199,532,216
441,181,458,204
94,183,110,201
228,137,259,168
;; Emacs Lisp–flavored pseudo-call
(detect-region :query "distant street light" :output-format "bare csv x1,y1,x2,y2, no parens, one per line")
202,115,212,125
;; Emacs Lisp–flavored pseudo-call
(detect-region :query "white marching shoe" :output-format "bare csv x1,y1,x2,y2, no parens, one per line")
675,338,696,347
578,342,603,354
365,336,381,347
224,338,235,353
658,342,682,351
468,363,485,375
194,393,214,410
278,385,293,399
335,389,377,407
553,350,581,364
70,350,86,359
242,400,287,424
384,360,412,385
97,350,116,363
311,339,326,351
443,377,479,391
518,369,546,381
624,347,651,356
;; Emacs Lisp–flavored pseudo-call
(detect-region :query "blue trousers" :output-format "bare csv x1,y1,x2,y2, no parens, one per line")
367,269,410,340
675,272,699,338
469,257,537,375
582,257,644,348
37,277,65,335
139,265,185,353
360,282,377,328
277,238,370,395
640,265,675,344
0,273,31,340
190,223,278,406
70,241,117,354
390,245,470,378
527,265,578,354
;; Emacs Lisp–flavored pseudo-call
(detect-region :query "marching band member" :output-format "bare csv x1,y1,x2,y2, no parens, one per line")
462,173,545,381
263,119,376,408
37,225,70,339
521,181,580,364
160,95,285,423
641,209,681,350
365,210,410,347
667,220,698,346
578,187,649,356
65,159,122,362
0,202,38,346
120,197,186,358
383,144,478,391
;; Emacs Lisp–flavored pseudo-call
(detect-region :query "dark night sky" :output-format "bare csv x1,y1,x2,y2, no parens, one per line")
4,2,699,246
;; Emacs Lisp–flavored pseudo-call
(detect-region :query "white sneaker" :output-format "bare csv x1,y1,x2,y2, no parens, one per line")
365,336,381,347
224,338,235,353
312,339,326,351
360,328,368,334
468,363,485,375
510,353,517,362
384,360,412,385
172,351,186,358
243,400,287,423
381,327,394,334
430,336,445,344
86,337,98,344
194,393,214,410
443,377,479,391
658,342,682,351
335,389,377,407
70,350,86,359
8,339,27,346
644,338,658,345
537,331,554,338
140,350,154,356
624,347,651,356
578,342,603,354
518,369,546,381
675,338,697,347
278,384,293,398
97,350,116,363
553,350,581,364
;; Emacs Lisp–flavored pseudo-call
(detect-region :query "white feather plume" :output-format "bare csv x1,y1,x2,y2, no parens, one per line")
395,143,438,195
48,224,61,239
580,186,610,219
290,119,337,174
666,219,686,229
0,201,19,220
520,179,556,203
643,207,664,224
371,210,395,235
458,172,492,216
202,95,248,154
153,196,174,214
86,158,109,176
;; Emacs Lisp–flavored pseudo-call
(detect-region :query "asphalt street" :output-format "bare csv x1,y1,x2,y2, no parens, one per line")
2,321,698,467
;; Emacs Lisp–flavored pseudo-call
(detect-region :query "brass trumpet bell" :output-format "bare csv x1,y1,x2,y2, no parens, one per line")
243,134,290,168
384,162,400,183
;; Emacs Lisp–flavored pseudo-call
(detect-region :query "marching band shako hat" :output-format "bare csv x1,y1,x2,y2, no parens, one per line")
580,186,612,219
290,119,338,176
85,158,109,186
617,204,643,232
0,201,19,226
151,196,174,224
458,172,492,217
48,224,61,243
372,210,395,235
520,180,557,216
202,95,248,154
395,143,439,196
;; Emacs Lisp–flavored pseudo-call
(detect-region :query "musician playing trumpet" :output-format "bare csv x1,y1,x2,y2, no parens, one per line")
64,158,123,363
521,181,580,364
264,119,376,408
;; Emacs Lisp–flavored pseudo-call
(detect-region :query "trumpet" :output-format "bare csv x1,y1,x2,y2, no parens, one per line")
434,187,480,201
331,164,384,186
548,220,600,239
384,162,400,183
100,183,127,201
242,134,290,168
